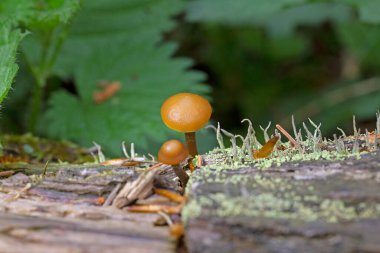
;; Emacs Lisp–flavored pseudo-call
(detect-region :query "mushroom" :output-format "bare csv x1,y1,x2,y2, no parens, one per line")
161,93,212,157
158,139,190,187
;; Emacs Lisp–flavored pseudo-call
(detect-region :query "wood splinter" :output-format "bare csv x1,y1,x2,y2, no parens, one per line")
127,204,182,214
153,188,186,204
128,188,186,215
113,169,158,208
6,183,32,202
0,170,15,177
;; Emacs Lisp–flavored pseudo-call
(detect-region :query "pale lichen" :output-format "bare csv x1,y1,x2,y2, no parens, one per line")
199,113,380,171
183,172,380,224
183,114,380,225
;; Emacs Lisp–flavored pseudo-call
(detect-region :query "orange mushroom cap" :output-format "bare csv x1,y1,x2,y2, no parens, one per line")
161,93,212,133
158,139,189,165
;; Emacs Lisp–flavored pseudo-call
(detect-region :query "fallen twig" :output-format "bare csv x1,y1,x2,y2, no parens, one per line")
275,124,299,148
146,163,163,171
6,183,32,202
154,188,186,204
0,170,15,177
127,204,182,214
197,155,204,167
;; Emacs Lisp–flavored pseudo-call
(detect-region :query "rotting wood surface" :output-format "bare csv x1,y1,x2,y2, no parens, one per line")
184,151,380,253
2,152,380,253
0,163,178,253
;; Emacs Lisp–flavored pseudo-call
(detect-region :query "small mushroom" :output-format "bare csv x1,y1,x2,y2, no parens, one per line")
158,139,190,187
161,93,212,157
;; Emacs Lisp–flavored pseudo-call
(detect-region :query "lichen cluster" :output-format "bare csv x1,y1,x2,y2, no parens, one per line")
202,114,380,170
183,113,380,224
183,171,380,223
0,134,94,163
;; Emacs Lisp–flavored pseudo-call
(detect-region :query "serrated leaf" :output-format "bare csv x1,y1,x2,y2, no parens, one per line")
44,0,209,155
20,0,81,70
28,0,81,28
0,0,33,25
0,0,80,27
0,26,24,104
0,0,79,105
0,0,31,104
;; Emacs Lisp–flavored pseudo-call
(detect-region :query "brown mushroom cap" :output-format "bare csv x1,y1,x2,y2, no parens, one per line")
161,93,212,133
158,139,189,165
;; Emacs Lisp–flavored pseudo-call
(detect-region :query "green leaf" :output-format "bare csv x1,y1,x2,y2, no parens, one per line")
27,0,81,28
337,22,380,69
44,0,209,155
186,0,306,25
0,0,79,105
186,0,353,37
291,78,380,131
0,0,31,105
0,0,33,25
0,26,24,104
19,0,81,83
338,0,380,24
0,0,80,27
267,35,308,60
261,2,352,37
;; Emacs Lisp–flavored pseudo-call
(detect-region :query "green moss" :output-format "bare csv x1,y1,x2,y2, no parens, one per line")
183,152,379,224
0,134,93,163
183,175,380,223
183,121,380,224
203,144,358,172
182,198,204,224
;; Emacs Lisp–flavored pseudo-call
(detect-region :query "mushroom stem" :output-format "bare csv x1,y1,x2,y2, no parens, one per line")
185,132,198,157
172,165,189,188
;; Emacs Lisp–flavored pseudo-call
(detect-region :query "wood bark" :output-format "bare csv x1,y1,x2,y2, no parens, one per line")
0,163,178,253
185,151,380,253
2,151,380,252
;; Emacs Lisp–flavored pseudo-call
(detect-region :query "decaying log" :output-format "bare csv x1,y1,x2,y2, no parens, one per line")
0,163,178,253
0,212,174,253
184,151,380,253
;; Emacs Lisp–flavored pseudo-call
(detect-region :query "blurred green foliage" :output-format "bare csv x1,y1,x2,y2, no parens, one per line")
1,0,380,155
0,26,23,104
176,0,380,138
0,0,211,156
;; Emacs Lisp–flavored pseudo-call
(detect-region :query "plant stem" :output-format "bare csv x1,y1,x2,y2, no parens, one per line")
28,82,43,132
185,132,198,157
25,27,68,132
24,31,52,132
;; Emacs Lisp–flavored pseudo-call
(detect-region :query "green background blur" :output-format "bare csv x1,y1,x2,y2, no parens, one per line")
175,0,380,140
1,0,380,156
